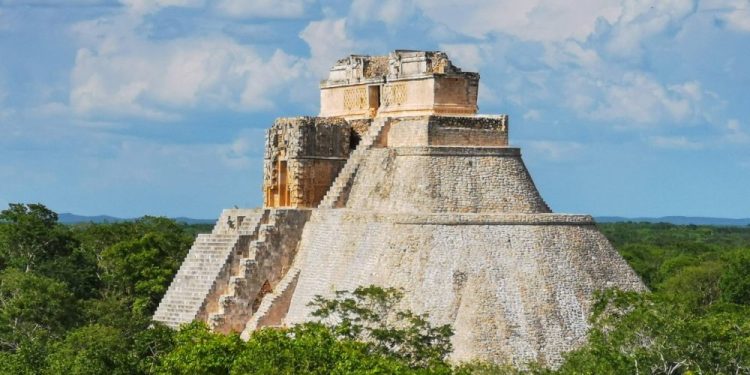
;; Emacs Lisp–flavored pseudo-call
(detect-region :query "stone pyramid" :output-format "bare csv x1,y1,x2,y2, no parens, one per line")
154,50,645,367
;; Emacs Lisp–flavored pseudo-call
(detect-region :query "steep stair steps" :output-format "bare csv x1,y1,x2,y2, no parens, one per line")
206,210,288,333
318,117,388,209
152,208,264,328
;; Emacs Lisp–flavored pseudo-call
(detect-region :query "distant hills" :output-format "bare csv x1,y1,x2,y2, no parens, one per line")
595,216,750,227
57,213,750,227
58,213,215,225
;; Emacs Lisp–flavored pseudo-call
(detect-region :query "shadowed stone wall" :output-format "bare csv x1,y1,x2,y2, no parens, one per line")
263,117,351,208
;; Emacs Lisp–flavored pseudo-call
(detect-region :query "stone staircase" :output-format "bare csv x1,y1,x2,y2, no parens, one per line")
205,209,311,334
241,269,301,338
204,211,278,333
318,118,388,209
152,209,264,328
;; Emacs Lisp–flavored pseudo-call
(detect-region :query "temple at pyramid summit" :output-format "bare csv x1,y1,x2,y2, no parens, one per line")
154,50,645,367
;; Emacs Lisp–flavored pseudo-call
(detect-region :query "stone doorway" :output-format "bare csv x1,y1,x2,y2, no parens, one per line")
368,85,380,117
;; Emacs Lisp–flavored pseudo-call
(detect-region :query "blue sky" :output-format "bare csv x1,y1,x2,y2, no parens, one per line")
0,0,749,219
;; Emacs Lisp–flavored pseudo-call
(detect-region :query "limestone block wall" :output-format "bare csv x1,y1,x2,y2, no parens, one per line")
433,74,479,115
320,83,382,119
282,210,646,367
344,147,550,213
377,78,436,117
386,115,508,148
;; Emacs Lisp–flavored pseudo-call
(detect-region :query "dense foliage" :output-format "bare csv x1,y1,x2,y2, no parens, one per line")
0,203,748,374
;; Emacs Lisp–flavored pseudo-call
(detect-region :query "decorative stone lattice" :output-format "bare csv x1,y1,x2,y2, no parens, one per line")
382,84,407,106
343,87,367,111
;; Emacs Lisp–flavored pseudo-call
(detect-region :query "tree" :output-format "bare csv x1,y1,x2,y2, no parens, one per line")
309,285,454,369
0,203,76,273
720,249,750,305
232,323,426,375
99,218,192,316
44,324,133,375
658,261,724,310
554,289,750,375
131,323,176,375
0,269,78,352
156,322,244,375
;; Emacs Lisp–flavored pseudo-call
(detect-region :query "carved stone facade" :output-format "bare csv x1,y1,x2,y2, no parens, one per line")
263,117,351,208
155,50,645,369
320,50,479,119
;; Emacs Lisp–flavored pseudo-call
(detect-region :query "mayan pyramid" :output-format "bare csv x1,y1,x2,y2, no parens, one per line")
154,50,645,366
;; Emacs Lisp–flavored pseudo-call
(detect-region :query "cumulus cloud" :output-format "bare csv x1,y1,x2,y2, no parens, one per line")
706,0,750,32
69,14,304,120
214,0,311,19
299,18,354,77
523,109,542,121
120,0,204,15
0,0,115,6
525,140,584,162
564,72,703,125
438,43,485,71
418,3,707,129
413,0,622,42
349,0,416,27
723,119,750,143
218,128,266,169
78,131,262,189
648,135,704,150
603,0,696,58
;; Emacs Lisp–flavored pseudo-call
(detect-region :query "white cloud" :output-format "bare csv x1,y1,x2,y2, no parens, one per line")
0,0,113,6
120,0,204,15
299,18,355,77
78,132,261,191
723,119,750,143
544,41,603,69
525,140,584,162
218,128,266,169
523,109,542,121
438,43,484,71
215,0,311,19
349,0,416,27
565,72,702,124
69,15,304,120
648,135,704,149
705,0,750,32
414,0,622,42
604,0,696,58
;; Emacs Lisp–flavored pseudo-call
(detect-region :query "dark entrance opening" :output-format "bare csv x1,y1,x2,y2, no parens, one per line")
350,130,361,151
367,85,380,117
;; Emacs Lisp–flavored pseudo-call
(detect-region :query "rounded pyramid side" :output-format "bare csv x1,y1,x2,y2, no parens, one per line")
282,210,645,367
344,147,551,214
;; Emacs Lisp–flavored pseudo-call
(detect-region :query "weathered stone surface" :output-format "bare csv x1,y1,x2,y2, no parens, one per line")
153,208,264,328
320,50,479,119
277,211,644,367
263,117,351,208
156,49,645,369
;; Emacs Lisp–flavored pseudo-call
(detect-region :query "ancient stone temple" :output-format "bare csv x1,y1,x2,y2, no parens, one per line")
154,50,645,367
